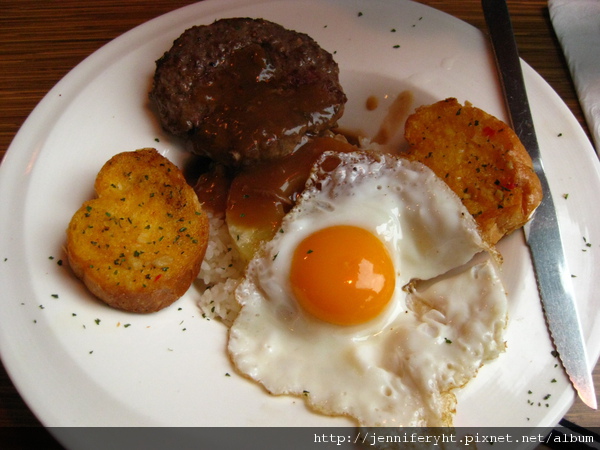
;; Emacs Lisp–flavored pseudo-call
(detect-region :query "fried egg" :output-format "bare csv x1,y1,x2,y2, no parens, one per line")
227,151,507,427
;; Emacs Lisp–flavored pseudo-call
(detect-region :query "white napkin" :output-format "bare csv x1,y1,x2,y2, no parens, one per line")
549,0,600,154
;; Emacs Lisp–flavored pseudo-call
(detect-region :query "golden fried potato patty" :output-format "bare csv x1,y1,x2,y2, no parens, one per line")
66,148,209,313
404,98,542,245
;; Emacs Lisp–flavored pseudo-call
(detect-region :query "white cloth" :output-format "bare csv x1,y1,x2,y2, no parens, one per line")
549,0,600,154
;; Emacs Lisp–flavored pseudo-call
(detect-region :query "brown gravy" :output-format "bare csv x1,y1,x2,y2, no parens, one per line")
226,137,357,233
191,44,341,164
194,90,414,258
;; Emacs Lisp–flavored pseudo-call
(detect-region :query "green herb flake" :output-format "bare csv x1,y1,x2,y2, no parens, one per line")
95,318,101,325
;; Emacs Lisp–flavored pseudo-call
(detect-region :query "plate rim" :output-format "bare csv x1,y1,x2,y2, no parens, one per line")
1,0,599,433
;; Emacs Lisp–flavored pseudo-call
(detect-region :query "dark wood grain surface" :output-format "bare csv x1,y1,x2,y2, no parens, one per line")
1,0,598,445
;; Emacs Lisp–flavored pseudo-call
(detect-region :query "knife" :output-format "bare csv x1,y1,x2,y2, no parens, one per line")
481,0,597,409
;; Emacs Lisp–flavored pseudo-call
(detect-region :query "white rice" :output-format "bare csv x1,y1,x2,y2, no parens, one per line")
196,212,245,326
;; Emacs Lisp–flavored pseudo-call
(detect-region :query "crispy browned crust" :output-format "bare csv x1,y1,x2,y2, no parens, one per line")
66,148,209,313
404,98,542,246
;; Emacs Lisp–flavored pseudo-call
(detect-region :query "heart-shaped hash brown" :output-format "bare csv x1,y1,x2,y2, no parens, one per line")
66,148,209,313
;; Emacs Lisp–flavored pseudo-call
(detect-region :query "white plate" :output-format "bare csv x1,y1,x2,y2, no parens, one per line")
1,0,599,433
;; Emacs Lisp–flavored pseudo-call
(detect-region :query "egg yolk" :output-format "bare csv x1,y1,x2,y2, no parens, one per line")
289,225,396,326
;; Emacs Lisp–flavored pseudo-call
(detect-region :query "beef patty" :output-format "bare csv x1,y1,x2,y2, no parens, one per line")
149,18,347,166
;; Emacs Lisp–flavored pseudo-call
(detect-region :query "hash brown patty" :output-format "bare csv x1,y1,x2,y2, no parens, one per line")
404,98,542,246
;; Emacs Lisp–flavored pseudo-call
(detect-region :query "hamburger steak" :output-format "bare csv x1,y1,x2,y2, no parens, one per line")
150,18,347,166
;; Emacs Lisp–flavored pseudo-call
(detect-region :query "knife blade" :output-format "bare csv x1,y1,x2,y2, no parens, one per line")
481,0,597,409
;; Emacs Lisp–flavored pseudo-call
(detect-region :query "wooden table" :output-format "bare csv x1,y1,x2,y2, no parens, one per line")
1,0,598,445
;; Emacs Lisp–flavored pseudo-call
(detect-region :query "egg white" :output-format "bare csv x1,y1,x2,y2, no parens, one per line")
228,151,507,427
